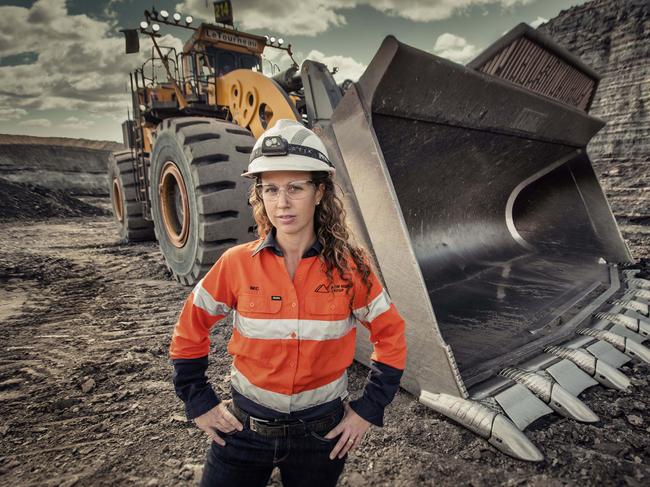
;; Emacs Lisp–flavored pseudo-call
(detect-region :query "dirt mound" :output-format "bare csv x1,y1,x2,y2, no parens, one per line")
0,178,109,221
0,133,124,151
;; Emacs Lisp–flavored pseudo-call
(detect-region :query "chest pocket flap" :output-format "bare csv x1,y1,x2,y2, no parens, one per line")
237,294,282,316
306,295,351,320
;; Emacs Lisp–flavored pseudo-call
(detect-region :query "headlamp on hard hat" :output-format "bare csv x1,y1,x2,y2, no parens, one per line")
261,135,289,156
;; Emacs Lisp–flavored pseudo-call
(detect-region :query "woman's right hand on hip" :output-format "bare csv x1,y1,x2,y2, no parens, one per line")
194,399,244,446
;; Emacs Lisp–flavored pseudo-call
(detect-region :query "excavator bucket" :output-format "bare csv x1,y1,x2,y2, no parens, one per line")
321,24,642,461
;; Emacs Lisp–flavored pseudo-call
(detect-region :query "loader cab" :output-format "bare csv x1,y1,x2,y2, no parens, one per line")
188,46,262,80
206,47,261,75
184,24,265,82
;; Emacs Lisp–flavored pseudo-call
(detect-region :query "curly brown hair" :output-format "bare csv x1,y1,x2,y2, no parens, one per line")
248,171,372,309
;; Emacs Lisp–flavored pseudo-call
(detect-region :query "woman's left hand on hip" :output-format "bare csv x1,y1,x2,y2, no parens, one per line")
324,403,371,460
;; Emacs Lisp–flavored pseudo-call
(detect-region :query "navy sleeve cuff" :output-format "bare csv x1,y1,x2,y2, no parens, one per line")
172,356,222,420
349,360,403,427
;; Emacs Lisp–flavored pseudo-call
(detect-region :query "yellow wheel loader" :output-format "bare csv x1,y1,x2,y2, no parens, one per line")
110,6,650,462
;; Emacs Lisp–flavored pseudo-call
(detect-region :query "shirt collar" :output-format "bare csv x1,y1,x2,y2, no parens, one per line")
252,228,322,258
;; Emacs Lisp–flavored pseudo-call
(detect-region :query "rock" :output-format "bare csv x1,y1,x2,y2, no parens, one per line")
53,397,78,410
346,472,366,486
178,464,203,481
59,475,80,487
626,414,643,426
80,378,96,393
165,458,182,469
170,414,188,424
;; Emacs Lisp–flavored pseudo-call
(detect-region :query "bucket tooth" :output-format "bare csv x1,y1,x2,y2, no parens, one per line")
612,295,649,316
578,328,650,364
419,391,543,462
595,312,650,338
626,277,650,290
500,368,598,422
544,346,630,391
631,289,650,301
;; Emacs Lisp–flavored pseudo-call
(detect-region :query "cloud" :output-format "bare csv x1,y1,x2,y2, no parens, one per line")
529,16,548,28
372,0,534,22
432,33,479,64
19,118,52,127
302,50,366,82
0,107,27,121
176,0,348,37
176,0,536,36
104,0,126,20
61,116,95,130
0,0,183,124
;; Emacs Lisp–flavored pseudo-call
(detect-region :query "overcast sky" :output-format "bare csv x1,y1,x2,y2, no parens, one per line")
0,0,588,142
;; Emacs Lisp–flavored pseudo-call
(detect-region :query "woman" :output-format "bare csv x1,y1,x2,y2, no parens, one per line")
169,119,407,487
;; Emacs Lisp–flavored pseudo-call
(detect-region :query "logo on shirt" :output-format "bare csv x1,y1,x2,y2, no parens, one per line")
314,283,352,293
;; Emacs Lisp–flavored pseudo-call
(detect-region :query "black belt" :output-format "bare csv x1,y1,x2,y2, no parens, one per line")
228,402,342,438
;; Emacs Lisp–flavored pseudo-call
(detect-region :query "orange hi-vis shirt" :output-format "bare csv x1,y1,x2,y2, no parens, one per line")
169,237,407,417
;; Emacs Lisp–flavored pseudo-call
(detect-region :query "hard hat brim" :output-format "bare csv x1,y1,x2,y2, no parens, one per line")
241,154,336,178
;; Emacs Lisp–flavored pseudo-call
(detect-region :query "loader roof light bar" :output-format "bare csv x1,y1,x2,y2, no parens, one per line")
251,136,334,167
142,9,196,31
263,35,295,64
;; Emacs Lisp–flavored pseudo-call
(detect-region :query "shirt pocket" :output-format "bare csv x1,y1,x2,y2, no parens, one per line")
305,295,351,321
236,294,282,317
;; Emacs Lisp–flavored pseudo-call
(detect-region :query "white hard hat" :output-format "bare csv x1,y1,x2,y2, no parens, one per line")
242,119,335,178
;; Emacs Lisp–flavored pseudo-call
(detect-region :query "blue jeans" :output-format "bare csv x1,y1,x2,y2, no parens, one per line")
199,407,347,487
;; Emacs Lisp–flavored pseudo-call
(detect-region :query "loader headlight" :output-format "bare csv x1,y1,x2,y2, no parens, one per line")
139,104,146,112
173,12,182,22
185,16,193,25
160,10,169,19
261,136,289,156
152,23,160,32
270,37,276,44
139,21,149,30
278,38,284,45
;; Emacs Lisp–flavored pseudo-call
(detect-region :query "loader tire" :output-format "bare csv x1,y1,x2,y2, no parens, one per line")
150,117,256,286
107,150,155,242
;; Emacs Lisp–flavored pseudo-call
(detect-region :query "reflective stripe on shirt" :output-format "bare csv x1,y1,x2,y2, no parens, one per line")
353,288,391,323
230,363,349,413
234,313,356,340
192,279,231,316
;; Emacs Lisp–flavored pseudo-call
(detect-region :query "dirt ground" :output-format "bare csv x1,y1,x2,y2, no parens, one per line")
1,199,650,486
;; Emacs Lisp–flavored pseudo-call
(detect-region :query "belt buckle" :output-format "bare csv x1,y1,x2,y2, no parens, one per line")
249,415,271,434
